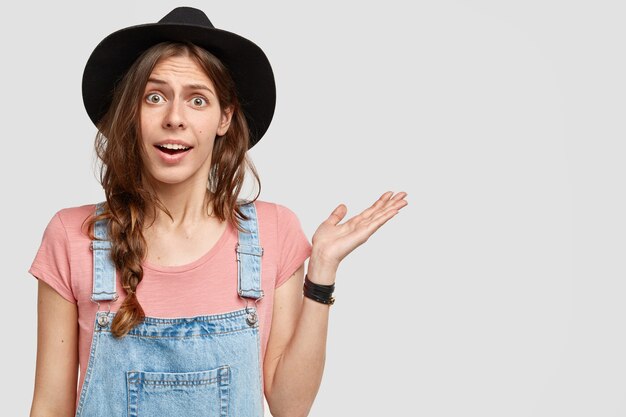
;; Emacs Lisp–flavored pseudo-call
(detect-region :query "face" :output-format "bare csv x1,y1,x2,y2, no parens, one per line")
139,54,232,188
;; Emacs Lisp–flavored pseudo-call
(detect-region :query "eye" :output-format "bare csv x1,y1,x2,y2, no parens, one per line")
191,96,208,107
146,93,164,104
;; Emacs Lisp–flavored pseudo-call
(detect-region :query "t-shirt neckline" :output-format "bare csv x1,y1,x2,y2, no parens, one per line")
141,221,233,273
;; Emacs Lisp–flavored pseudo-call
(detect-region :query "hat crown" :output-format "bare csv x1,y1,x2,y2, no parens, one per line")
158,7,214,28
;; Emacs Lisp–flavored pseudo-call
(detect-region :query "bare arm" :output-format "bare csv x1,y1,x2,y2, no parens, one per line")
29,279,79,417
263,261,335,417
263,192,408,417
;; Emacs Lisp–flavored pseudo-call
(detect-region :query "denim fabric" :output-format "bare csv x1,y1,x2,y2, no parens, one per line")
75,201,264,417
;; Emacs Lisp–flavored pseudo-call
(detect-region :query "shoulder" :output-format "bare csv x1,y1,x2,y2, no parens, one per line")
55,203,98,220
41,203,100,241
250,199,303,225
54,203,99,228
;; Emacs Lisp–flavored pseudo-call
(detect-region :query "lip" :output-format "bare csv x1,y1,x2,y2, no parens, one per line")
155,139,193,148
153,144,192,164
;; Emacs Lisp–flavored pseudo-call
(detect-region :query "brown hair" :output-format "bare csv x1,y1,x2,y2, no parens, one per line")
82,41,261,338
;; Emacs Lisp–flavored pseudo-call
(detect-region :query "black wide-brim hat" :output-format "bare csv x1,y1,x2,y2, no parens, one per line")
82,6,276,149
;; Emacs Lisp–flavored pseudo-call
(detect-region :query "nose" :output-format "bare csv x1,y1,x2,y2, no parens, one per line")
163,100,186,129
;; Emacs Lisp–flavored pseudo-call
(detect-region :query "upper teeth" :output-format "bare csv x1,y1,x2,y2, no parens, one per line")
158,143,190,150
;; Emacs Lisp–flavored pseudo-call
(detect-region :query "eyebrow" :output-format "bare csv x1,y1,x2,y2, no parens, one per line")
146,78,215,96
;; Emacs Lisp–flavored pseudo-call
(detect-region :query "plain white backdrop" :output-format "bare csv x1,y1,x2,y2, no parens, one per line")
3,0,625,416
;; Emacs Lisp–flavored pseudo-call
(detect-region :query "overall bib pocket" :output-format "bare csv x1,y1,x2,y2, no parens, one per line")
126,365,230,417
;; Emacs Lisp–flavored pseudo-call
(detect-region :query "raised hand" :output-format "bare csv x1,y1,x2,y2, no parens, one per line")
310,191,408,276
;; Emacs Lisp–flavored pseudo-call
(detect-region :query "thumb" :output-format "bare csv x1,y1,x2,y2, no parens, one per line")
326,204,347,226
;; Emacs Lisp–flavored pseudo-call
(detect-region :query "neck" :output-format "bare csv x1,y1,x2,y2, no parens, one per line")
143,178,215,230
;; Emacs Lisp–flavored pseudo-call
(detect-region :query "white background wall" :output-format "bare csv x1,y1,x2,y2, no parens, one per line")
4,1,625,416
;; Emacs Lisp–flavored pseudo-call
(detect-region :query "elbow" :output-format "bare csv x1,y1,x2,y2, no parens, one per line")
268,403,313,417
266,391,314,417
263,357,320,417
30,402,75,417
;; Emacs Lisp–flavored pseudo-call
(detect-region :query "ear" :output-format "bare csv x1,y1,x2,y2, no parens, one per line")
217,106,234,137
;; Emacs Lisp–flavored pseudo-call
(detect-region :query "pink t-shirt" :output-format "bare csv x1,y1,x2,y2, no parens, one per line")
28,199,312,408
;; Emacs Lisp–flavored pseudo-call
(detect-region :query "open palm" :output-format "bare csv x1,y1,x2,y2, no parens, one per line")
311,191,408,268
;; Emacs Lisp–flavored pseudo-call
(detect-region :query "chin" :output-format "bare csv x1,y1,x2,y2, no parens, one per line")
143,162,210,187
144,169,192,186
154,175,193,185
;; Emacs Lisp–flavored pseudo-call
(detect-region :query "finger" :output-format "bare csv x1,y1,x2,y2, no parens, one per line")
376,191,407,210
326,204,347,226
390,191,408,201
358,192,407,223
363,208,400,233
352,191,395,223
379,193,408,214
365,200,406,226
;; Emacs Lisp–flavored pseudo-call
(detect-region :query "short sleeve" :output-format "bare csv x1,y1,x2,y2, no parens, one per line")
275,204,313,288
28,211,76,304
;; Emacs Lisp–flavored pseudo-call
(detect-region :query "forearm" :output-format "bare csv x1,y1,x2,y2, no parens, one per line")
266,259,336,417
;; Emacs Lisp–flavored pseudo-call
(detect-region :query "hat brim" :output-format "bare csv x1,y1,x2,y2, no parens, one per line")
82,22,276,149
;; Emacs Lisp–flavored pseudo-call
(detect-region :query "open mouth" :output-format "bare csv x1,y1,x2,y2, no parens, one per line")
154,145,192,155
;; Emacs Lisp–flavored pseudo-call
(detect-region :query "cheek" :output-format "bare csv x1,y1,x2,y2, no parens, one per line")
139,113,148,136
140,106,159,128
141,110,152,126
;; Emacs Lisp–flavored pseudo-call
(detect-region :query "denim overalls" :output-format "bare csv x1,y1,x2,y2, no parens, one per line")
75,201,265,417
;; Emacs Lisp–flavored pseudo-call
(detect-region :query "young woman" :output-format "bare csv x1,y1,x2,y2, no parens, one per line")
28,7,408,417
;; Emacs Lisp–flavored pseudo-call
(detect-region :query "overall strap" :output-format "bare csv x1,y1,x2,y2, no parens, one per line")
236,201,264,301
90,201,119,302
